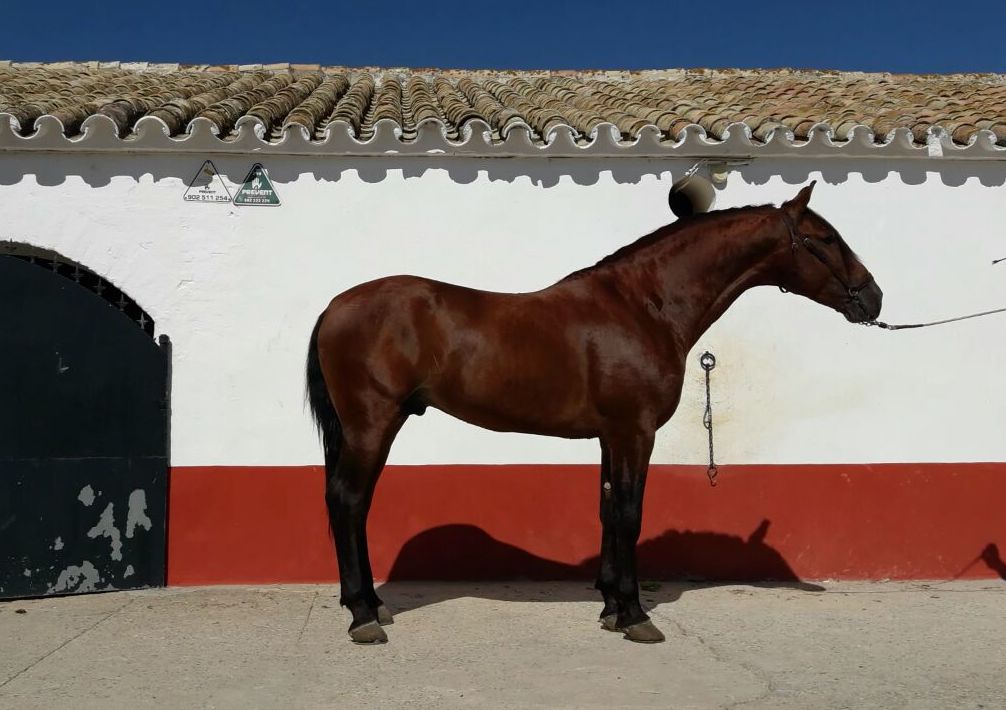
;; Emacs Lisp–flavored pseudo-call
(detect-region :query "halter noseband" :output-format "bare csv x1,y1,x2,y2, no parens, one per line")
779,212,874,301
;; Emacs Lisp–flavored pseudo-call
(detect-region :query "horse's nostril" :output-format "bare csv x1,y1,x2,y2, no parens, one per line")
866,294,883,320
870,284,884,315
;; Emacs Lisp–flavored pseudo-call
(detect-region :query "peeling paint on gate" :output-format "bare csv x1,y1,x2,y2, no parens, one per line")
126,490,152,538
3,480,165,598
78,485,95,507
48,561,101,594
86,502,123,561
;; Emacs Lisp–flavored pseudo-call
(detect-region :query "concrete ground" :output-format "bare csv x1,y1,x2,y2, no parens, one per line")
0,580,1003,710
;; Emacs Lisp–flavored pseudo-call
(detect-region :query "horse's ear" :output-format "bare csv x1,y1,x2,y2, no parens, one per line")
782,180,816,219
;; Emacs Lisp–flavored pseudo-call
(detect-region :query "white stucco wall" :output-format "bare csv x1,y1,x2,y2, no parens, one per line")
2,153,1004,466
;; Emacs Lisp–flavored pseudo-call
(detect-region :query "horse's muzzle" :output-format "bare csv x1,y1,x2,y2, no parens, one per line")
844,281,883,323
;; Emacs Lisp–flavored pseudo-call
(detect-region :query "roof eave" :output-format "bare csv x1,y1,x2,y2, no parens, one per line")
2,114,1004,160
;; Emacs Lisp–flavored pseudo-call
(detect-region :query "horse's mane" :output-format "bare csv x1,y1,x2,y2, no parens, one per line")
559,204,775,283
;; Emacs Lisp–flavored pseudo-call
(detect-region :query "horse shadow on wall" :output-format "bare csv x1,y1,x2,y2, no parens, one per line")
3,151,1005,191
376,519,825,616
980,543,1006,579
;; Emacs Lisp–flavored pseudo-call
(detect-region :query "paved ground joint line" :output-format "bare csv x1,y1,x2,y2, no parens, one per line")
296,590,319,644
662,613,777,710
0,597,135,691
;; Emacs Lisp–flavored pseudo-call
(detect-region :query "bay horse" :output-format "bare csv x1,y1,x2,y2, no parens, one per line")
305,182,882,644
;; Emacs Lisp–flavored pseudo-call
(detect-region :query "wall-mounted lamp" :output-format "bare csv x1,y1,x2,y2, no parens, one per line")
667,160,745,217
668,161,716,217
709,161,730,186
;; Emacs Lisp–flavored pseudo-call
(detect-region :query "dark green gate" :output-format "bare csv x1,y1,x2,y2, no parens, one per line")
0,251,169,598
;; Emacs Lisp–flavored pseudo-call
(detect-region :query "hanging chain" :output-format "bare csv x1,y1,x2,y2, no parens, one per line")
699,351,718,487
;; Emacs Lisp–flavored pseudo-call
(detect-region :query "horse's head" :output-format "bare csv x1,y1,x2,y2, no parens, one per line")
773,182,883,323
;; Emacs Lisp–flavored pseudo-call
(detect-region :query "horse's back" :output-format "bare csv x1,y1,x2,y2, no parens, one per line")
317,276,601,430
322,274,507,333
317,275,506,393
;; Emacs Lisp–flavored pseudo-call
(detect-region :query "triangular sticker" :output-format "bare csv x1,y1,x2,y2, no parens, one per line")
233,163,280,206
183,160,232,203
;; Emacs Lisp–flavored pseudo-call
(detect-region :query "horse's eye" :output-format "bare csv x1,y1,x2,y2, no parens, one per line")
821,235,836,246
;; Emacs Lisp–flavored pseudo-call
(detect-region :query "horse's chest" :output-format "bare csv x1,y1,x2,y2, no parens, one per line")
593,348,684,413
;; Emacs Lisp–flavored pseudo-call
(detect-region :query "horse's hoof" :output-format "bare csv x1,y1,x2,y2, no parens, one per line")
600,614,620,632
349,620,388,645
376,604,394,626
622,620,665,644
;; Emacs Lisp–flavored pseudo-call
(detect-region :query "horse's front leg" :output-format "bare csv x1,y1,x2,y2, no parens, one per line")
595,442,620,629
607,428,665,643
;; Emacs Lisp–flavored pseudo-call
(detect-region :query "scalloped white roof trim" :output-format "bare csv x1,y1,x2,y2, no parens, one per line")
2,113,1004,159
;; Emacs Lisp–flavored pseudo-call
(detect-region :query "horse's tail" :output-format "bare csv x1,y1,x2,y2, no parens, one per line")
306,311,342,467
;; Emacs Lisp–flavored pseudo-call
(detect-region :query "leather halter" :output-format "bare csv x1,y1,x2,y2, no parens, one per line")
778,212,1006,331
779,212,875,301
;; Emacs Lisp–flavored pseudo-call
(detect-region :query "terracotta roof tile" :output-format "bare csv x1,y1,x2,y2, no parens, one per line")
1,62,1004,153
284,74,348,136
327,73,373,133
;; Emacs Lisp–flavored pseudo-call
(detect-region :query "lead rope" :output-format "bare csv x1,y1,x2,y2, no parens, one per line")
864,306,1006,330
700,351,718,487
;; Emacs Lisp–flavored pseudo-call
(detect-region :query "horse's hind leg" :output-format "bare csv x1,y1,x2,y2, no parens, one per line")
326,405,404,644
357,514,393,625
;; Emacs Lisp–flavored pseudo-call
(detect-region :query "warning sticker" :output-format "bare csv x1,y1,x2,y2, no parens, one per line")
183,160,232,203
233,164,280,206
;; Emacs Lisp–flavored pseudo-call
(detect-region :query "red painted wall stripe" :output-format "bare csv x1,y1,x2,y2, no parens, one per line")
166,464,1006,585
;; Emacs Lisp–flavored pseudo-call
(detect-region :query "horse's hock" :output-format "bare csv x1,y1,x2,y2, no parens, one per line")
0,63,1004,616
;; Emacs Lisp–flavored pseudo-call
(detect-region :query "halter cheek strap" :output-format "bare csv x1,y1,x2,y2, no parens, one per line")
779,212,875,299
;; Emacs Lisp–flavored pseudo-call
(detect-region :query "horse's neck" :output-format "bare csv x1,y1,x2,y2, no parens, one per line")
619,211,782,352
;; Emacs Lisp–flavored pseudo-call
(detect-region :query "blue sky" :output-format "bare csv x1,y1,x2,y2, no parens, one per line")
1,1,1000,73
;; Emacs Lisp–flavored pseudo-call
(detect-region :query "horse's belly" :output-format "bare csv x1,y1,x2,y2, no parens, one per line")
428,376,599,439
437,403,599,439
